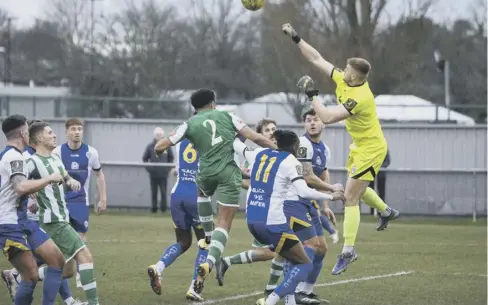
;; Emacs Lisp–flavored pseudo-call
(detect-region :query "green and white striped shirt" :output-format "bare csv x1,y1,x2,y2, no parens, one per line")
27,154,70,224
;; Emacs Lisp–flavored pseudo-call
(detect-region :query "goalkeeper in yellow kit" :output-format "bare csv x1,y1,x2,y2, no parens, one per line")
283,23,400,275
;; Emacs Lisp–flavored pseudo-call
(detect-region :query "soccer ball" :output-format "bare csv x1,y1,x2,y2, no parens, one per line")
241,0,265,11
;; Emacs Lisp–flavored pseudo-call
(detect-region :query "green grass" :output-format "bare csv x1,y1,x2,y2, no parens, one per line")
0,213,486,305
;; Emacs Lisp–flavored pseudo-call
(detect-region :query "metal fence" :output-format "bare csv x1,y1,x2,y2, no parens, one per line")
90,162,487,220
0,94,486,122
0,118,483,170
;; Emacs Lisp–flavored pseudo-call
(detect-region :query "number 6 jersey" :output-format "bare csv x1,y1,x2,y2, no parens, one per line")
171,139,199,198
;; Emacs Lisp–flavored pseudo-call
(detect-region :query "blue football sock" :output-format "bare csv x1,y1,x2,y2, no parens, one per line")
58,279,72,301
42,267,63,305
306,253,325,285
15,280,36,305
160,243,182,268
192,247,208,280
273,247,315,298
320,215,336,235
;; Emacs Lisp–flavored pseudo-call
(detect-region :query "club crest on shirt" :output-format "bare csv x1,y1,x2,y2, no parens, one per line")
351,166,357,174
344,98,358,111
297,147,307,158
71,162,79,170
86,152,91,159
10,160,23,174
296,165,303,176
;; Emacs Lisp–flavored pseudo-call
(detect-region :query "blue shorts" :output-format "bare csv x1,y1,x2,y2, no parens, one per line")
308,201,324,237
170,193,201,231
0,221,50,261
284,199,321,241
247,222,299,254
24,221,47,266
67,202,89,233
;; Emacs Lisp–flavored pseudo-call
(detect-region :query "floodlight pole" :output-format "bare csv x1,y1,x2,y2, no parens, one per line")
444,60,451,120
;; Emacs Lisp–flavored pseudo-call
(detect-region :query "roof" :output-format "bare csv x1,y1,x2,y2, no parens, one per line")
245,93,476,125
374,95,475,125
0,84,69,97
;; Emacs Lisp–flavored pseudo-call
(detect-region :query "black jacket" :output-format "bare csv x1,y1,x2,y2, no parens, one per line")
142,139,174,178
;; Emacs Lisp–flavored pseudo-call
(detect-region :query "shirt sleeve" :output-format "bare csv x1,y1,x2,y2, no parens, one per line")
6,152,27,179
324,144,331,169
296,137,314,162
26,158,36,177
168,122,188,145
89,147,102,171
330,67,345,85
52,146,61,158
282,155,304,183
233,139,265,166
227,112,247,132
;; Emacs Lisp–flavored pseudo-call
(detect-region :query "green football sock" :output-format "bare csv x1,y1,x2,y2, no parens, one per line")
224,250,256,266
207,227,228,268
197,197,214,239
266,257,284,290
78,263,99,305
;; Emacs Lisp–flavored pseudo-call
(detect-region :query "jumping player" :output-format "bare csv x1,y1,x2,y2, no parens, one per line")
53,118,106,288
0,115,66,305
147,138,208,301
233,129,343,305
282,22,399,275
154,88,277,292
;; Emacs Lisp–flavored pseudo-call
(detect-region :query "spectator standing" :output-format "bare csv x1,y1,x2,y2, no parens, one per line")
143,127,174,213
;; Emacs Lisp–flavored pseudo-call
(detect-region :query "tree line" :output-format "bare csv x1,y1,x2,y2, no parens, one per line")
0,0,486,121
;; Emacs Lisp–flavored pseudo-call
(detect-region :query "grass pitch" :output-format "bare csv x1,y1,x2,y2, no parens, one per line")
0,212,486,305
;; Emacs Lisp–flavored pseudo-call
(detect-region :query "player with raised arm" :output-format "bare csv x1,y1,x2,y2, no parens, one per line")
282,23,400,275
233,129,343,305
52,118,106,289
0,115,66,305
147,138,208,301
220,118,287,297
27,122,100,305
2,119,85,305
154,89,277,291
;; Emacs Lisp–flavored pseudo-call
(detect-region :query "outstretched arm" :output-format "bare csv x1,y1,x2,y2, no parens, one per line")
301,161,336,192
311,97,351,125
156,123,187,154
282,23,334,77
238,126,277,149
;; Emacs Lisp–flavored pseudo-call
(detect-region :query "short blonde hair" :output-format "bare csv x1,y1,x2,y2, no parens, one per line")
347,57,371,76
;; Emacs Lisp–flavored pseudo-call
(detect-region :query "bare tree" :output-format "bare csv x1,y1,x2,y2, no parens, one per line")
176,0,260,97
44,0,92,49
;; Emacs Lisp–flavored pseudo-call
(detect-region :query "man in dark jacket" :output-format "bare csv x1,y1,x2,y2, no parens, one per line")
369,148,390,215
143,127,174,213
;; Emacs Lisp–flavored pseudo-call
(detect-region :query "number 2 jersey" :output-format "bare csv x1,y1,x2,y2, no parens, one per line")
168,109,246,177
171,139,199,200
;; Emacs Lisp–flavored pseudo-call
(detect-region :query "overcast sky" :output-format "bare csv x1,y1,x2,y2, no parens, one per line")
0,0,480,28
